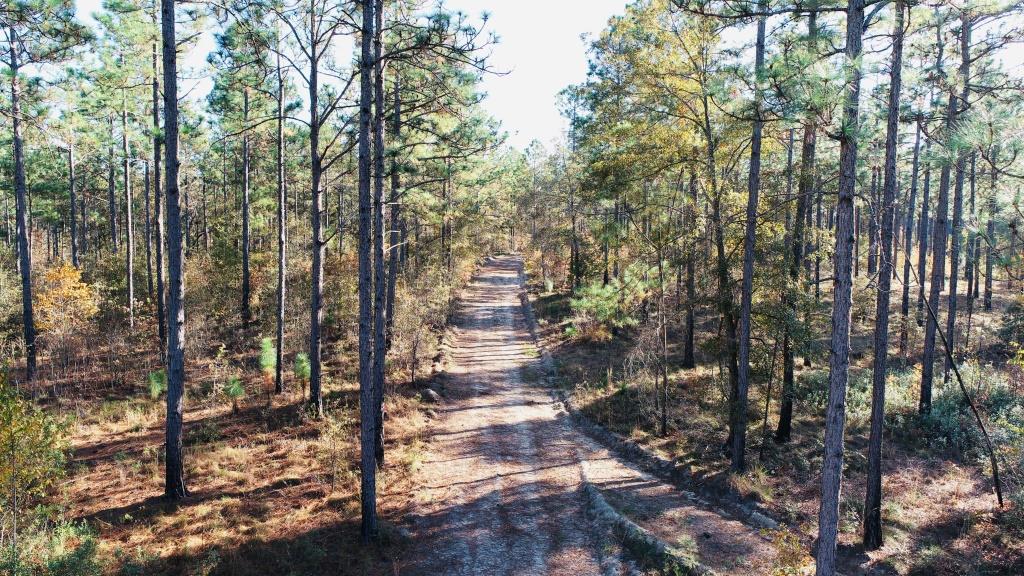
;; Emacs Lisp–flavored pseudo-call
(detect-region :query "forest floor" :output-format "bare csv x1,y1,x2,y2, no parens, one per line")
529,263,1024,575
402,255,776,575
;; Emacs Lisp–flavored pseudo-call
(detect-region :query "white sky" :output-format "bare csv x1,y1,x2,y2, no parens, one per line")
75,0,629,150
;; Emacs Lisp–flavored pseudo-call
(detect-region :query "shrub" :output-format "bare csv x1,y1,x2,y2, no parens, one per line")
0,373,70,571
569,263,651,339
259,337,276,380
146,370,166,400
0,518,103,576
223,376,245,414
294,353,311,399
999,295,1024,350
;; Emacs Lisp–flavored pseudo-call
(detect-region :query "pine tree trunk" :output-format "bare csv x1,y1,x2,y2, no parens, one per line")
921,18,958,413
777,11,817,441
731,7,766,472
152,19,166,363
308,44,325,417
241,89,252,325
161,0,187,500
816,0,863,570
864,0,904,550
984,149,997,310
144,161,153,297
899,116,921,357
275,38,287,395
943,15,972,382
371,0,387,468
106,117,118,252
123,91,135,328
9,36,36,383
683,172,696,369
357,0,378,542
69,144,78,269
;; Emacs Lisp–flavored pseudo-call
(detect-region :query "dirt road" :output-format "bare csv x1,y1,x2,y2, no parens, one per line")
404,255,773,575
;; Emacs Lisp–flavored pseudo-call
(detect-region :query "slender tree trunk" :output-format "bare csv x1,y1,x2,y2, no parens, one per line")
868,166,878,276
275,36,287,395
984,149,997,310
152,17,166,362
308,39,325,417
107,116,118,251
916,135,932,327
372,0,387,468
123,90,135,328
9,38,36,383
379,79,402,465
144,161,153,297
816,0,863,570
864,0,904,549
162,0,187,500
899,116,921,357
69,144,78,268
921,36,958,414
731,7,766,472
778,12,817,441
683,172,696,369
357,0,378,542
966,154,977,300
943,15,972,383
242,89,252,325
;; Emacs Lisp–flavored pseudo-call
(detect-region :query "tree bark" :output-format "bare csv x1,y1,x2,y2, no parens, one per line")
69,144,78,268
152,12,167,362
275,34,287,395
921,19,957,414
899,116,921,356
816,0,863,571
123,87,135,328
372,0,387,468
108,115,118,251
162,0,188,500
984,149,997,310
864,0,904,550
9,31,36,382
731,6,766,472
943,14,972,383
357,0,378,542
241,88,252,325
777,11,818,442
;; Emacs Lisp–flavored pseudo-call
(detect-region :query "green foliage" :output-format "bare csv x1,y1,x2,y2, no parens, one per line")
146,370,167,400
259,337,276,378
293,353,311,382
0,376,69,533
999,295,1024,350
0,519,103,576
569,263,652,338
223,375,245,414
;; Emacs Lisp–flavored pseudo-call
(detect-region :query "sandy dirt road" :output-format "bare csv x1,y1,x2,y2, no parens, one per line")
404,255,773,575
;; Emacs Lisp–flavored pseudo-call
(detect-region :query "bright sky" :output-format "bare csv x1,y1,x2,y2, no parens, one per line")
443,0,629,149
75,0,628,151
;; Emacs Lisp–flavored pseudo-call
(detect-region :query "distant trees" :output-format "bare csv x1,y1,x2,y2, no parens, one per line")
0,0,89,383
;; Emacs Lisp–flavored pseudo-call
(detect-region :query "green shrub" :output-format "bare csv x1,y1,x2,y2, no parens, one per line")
0,519,103,576
569,263,652,338
259,337,276,379
294,353,311,399
998,295,1024,349
223,376,245,414
1,377,69,560
146,370,166,400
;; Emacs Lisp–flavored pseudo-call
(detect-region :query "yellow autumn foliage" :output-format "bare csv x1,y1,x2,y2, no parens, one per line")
35,264,99,334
